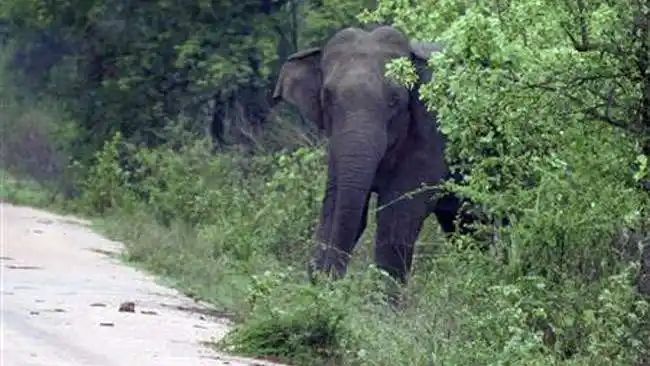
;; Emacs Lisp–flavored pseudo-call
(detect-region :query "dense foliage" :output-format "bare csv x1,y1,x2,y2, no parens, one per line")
69,133,649,365
368,0,650,277
0,0,370,151
1,0,649,365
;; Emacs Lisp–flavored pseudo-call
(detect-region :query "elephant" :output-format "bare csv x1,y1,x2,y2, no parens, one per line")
273,26,472,284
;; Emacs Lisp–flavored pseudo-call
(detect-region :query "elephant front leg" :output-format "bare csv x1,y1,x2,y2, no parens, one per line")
374,192,428,284
314,174,337,246
309,182,371,281
309,173,336,279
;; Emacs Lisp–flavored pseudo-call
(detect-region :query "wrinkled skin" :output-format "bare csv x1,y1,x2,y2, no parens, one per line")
273,26,471,283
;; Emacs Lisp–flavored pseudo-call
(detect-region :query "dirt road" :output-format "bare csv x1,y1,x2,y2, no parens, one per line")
0,203,279,366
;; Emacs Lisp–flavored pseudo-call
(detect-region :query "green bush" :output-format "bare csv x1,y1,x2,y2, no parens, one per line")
224,278,351,363
80,132,133,213
368,0,649,278
224,266,395,364
0,169,53,206
133,141,244,226
80,133,327,307
343,1,650,363
222,248,648,365
250,147,325,260
67,124,649,365
77,115,649,366
82,132,326,258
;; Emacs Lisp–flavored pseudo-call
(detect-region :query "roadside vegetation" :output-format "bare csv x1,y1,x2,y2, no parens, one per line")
1,0,648,365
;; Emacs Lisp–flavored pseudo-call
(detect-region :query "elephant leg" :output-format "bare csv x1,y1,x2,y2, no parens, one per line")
309,171,371,280
354,192,371,243
434,193,475,235
314,173,337,245
310,172,336,277
310,192,371,279
433,193,461,234
374,191,428,283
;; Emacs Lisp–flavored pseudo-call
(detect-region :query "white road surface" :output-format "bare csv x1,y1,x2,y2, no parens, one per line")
0,203,281,366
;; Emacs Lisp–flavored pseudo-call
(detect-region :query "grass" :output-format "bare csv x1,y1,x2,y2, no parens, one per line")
83,198,650,365
92,208,257,314
0,169,57,207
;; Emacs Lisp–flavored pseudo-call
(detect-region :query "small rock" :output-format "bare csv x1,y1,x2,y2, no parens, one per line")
48,308,66,313
29,311,39,315
90,302,107,307
140,310,158,315
99,322,114,327
119,301,135,312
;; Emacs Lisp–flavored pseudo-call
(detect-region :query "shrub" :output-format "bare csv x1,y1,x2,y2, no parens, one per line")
368,0,649,280
78,128,649,365
81,131,326,264
80,132,132,212
0,168,53,206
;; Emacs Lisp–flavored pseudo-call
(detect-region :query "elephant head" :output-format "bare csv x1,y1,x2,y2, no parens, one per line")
273,26,442,136
273,26,449,281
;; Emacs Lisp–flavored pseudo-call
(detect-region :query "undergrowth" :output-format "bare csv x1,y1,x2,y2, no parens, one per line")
75,134,649,365
0,169,53,207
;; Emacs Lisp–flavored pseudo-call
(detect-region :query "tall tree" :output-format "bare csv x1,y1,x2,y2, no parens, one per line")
1,0,287,147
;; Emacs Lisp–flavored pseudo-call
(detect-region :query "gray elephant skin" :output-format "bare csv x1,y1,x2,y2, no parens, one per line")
273,26,469,283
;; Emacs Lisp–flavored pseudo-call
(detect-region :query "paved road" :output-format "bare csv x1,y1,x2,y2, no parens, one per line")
0,203,279,366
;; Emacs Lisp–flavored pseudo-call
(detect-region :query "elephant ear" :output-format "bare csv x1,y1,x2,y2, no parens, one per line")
408,40,444,126
409,40,444,83
273,47,323,129
408,40,448,173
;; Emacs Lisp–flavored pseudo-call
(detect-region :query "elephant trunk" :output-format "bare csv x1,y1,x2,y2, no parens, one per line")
326,118,387,273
